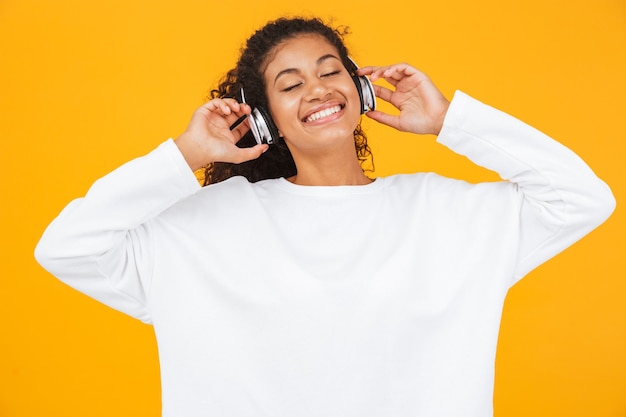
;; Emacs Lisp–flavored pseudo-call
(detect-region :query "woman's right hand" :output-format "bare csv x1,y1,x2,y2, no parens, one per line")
174,98,269,171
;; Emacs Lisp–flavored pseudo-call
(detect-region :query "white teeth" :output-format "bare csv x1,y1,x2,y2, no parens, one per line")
304,105,342,123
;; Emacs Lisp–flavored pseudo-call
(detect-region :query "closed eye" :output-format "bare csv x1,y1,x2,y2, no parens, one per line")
322,70,341,77
282,83,303,92
281,70,340,92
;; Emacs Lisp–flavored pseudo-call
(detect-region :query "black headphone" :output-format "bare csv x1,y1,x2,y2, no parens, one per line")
233,58,376,145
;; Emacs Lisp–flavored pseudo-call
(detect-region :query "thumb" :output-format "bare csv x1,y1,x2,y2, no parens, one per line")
228,144,269,164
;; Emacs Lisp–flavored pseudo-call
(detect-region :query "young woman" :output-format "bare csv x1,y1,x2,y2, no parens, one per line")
35,17,615,417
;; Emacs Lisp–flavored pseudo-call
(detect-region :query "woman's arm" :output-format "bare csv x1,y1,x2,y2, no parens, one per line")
437,91,615,279
360,63,615,280
34,98,267,322
34,140,201,322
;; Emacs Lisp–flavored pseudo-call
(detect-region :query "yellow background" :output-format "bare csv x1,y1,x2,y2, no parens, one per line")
1,0,624,416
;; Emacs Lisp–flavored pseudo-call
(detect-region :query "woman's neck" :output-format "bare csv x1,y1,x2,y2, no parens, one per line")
288,149,372,186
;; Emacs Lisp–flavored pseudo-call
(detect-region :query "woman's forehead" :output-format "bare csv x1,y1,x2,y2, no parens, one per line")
262,34,340,75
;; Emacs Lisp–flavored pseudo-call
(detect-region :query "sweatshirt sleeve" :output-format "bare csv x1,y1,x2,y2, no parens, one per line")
34,139,201,323
437,91,615,281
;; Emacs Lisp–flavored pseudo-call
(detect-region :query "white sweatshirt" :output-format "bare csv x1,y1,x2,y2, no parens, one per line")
35,92,615,417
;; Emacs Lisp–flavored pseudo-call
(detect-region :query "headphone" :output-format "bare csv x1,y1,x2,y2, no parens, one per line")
232,58,376,145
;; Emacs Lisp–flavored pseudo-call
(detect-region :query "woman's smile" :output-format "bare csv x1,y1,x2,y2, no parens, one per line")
302,103,345,124
263,33,362,154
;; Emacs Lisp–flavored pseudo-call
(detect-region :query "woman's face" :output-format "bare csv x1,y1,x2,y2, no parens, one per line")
263,34,362,156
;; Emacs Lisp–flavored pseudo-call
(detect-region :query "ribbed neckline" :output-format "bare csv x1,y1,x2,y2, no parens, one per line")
270,176,385,196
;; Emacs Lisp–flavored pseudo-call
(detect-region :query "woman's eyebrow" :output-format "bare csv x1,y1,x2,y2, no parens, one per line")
273,54,341,85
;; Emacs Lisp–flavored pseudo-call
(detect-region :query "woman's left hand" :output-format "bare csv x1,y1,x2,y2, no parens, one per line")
358,63,450,136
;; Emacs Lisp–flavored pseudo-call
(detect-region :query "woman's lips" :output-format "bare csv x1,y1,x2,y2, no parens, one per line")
302,104,344,123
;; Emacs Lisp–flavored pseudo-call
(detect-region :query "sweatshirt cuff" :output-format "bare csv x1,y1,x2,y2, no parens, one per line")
160,138,203,194
434,90,530,181
436,90,481,149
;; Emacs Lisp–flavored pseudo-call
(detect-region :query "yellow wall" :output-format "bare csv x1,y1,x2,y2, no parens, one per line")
1,1,624,416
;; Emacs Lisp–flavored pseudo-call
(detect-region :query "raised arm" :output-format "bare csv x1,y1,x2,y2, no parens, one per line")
361,62,615,279
438,91,615,278
34,98,267,322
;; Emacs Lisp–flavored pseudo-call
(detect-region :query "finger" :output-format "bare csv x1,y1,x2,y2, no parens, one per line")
361,65,402,82
223,98,249,114
203,98,242,116
377,68,407,87
372,67,402,86
222,97,240,107
373,84,396,104
365,110,402,131
377,63,421,86
357,66,380,76
231,117,251,142
360,65,391,82
228,144,269,164
218,101,235,116
224,104,251,129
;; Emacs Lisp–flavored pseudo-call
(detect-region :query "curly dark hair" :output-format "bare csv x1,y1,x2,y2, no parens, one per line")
201,17,373,185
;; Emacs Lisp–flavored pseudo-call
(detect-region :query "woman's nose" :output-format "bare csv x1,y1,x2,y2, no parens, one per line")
304,79,331,101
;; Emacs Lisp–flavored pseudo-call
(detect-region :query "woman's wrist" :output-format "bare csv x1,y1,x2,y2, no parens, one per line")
174,133,210,172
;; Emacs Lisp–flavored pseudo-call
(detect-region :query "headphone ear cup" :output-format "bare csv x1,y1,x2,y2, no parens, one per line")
352,75,376,114
239,87,279,145
249,106,280,145
347,58,376,114
362,75,376,112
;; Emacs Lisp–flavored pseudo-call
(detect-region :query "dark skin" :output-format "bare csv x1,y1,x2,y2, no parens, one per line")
175,36,450,185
